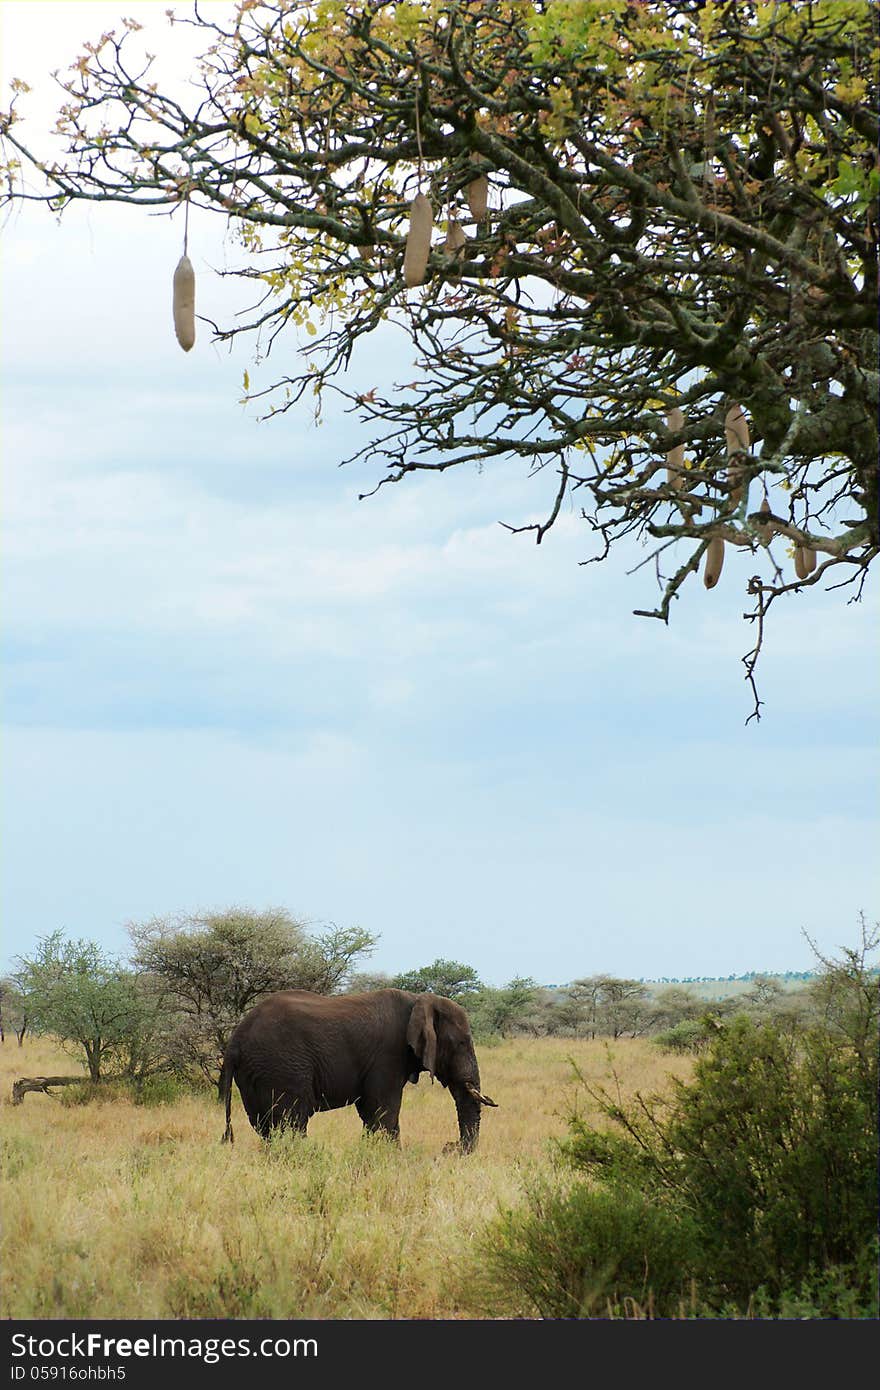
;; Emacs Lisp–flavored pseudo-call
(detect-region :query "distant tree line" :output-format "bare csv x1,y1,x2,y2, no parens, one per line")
341,953,876,1051
646,969,819,984
4,912,877,1088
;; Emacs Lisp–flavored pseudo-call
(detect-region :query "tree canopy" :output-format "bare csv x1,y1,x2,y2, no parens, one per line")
129,907,376,1080
14,932,152,1082
392,956,483,997
0,976,28,1044
2,0,876,716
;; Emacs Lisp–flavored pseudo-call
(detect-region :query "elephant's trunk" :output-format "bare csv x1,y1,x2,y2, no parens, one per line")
448,1073,495,1153
451,1084,481,1153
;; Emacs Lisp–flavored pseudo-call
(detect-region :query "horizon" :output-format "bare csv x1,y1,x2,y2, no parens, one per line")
4,913,869,994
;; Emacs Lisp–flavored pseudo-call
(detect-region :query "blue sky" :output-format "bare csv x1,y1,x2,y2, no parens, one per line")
1,2,877,987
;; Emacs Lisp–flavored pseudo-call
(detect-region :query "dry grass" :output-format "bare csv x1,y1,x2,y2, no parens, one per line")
0,1034,692,1320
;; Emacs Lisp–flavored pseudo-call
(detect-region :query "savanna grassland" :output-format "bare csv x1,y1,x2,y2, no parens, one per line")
0,1034,693,1320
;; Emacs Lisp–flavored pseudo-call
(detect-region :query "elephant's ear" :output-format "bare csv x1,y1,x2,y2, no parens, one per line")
406,994,437,1078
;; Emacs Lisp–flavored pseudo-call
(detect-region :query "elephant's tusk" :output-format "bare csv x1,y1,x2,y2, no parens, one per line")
467,1084,498,1107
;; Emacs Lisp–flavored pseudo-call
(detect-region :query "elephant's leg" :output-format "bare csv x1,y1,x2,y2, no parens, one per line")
356,1093,401,1144
254,1089,309,1139
253,1110,273,1139
273,1093,311,1138
239,1087,274,1139
277,1109,309,1138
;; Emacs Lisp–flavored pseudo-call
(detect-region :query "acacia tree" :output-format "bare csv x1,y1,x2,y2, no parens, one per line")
14,932,152,1082
129,907,376,1081
469,975,541,1036
553,974,649,1037
556,976,606,1038
0,977,28,1045
392,956,483,998
1,0,876,716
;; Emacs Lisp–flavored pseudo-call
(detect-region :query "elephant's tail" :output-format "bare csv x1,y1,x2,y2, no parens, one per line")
219,1047,236,1145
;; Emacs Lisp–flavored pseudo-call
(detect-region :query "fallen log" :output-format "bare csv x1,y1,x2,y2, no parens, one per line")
11,1075,89,1105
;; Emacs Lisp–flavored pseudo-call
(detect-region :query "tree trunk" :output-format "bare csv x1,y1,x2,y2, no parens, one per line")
11,1076,88,1104
85,1043,101,1083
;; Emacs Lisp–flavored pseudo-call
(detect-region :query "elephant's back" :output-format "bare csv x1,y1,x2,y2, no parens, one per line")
226,991,403,1074
233,988,410,1036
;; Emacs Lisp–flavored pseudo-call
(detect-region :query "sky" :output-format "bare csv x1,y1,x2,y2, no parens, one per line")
1,1,877,989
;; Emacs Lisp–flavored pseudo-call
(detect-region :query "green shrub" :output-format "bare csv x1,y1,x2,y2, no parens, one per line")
59,1074,195,1107
480,931,878,1319
561,1010,878,1313
749,1240,880,1319
60,1080,131,1107
779,1242,879,1319
477,1177,701,1318
131,1074,190,1107
652,1018,716,1053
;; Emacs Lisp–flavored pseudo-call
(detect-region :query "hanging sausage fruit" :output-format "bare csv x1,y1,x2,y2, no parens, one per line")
703,536,725,589
665,405,691,518
172,193,195,352
756,496,774,544
467,151,489,223
794,544,818,579
666,405,685,489
725,403,749,505
172,254,195,351
403,79,433,290
404,192,433,288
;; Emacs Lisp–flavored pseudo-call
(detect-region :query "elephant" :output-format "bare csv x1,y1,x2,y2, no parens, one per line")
219,988,497,1153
